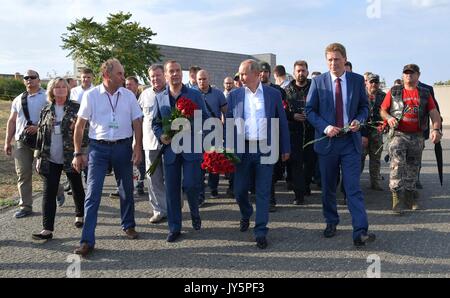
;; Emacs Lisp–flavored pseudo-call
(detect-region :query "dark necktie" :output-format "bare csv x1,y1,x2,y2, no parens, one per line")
335,78,344,128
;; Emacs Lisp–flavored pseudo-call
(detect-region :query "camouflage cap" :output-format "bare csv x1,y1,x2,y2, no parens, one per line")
367,73,380,83
403,64,420,74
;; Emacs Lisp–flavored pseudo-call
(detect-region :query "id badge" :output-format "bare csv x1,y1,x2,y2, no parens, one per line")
54,125,62,135
109,120,119,129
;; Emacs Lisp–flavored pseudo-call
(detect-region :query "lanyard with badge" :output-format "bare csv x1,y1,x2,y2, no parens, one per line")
52,104,64,135
106,92,120,129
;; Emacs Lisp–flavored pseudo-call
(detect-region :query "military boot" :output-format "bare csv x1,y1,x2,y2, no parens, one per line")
370,179,383,191
392,191,405,215
405,190,421,210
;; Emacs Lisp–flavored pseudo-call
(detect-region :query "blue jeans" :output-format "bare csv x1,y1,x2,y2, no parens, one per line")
81,138,136,247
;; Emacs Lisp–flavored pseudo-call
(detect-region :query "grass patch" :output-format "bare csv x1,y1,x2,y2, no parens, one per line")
0,100,43,205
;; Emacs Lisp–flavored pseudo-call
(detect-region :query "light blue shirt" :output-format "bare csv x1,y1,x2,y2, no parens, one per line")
244,82,267,141
325,72,349,134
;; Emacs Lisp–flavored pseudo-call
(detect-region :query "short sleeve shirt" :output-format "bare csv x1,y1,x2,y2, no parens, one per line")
381,88,436,133
77,84,143,141
11,88,48,141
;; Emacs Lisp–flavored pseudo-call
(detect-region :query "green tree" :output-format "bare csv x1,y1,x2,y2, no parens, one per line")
0,78,26,101
61,12,161,84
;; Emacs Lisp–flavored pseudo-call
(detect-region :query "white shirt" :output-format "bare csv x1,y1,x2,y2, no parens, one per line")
138,87,164,150
11,88,47,141
244,82,267,141
70,84,94,104
78,84,143,141
49,105,65,164
325,72,349,134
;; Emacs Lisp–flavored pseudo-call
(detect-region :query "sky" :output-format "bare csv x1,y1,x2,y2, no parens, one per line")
1,0,449,86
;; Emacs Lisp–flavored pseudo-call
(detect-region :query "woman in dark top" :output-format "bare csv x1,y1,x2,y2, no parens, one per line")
32,77,88,240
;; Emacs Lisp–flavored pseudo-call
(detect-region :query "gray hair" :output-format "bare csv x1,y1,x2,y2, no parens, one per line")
101,58,121,75
148,64,164,73
240,59,260,73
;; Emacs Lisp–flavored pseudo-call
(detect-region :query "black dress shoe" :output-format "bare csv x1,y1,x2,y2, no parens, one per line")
354,233,376,247
324,224,337,238
32,232,53,240
167,231,181,242
192,217,201,231
74,221,84,228
240,219,250,232
256,236,268,249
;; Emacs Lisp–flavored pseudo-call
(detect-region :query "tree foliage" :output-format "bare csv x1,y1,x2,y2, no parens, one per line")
434,80,450,86
61,12,161,84
0,78,26,101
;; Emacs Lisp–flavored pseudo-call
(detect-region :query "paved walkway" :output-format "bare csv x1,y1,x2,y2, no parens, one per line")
1,129,449,278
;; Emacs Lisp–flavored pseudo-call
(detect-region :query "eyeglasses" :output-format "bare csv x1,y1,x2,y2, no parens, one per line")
23,76,38,80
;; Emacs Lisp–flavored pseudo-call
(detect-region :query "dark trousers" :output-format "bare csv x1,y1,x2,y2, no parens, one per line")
41,162,85,231
318,136,368,240
234,150,273,238
303,143,317,191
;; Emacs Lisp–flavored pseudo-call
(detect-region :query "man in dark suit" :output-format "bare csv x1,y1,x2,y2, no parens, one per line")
152,60,209,243
416,81,442,189
226,59,290,249
306,43,375,247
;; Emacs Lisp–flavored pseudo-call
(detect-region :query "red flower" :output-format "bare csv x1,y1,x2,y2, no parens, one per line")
201,150,239,175
176,97,198,118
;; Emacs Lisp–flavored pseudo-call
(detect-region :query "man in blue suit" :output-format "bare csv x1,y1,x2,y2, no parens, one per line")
226,59,290,249
306,43,376,247
152,60,209,243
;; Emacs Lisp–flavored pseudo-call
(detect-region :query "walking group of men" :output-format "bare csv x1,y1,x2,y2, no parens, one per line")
4,42,442,257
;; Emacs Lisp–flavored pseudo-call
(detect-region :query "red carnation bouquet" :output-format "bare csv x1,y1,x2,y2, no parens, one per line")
201,148,240,175
147,97,199,176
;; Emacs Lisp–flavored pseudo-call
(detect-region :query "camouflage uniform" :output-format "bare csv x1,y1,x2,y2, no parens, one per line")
34,100,88,173
385,84,431,212
361,89,385,187
389,131,424,192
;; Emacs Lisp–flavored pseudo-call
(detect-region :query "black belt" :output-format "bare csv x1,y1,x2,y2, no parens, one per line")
91,137,132,145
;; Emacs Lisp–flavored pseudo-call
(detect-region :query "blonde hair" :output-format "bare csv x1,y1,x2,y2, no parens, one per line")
46,77,69,103
325,43,347,59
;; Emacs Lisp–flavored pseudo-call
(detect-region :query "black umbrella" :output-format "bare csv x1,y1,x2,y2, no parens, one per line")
435,142,443,186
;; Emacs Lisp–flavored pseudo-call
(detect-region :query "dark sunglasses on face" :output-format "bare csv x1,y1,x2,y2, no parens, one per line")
24,76,38,80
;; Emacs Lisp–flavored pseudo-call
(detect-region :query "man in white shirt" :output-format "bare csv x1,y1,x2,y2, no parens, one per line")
70,68,94,103
72,58,143,257
4,70,48,218
225,60,290,249
138,64,167,223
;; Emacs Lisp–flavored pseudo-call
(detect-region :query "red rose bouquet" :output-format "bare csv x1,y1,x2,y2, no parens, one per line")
201,148,240,175
147,97,199,176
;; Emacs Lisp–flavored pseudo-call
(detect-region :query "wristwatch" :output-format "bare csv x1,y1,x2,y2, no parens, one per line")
433,128,443,136
73,152,84,157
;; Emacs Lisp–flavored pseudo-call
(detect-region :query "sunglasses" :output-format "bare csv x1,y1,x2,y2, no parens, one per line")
24,76,38,80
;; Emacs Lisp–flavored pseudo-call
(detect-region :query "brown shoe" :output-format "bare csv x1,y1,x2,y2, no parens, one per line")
124,227,138,239
74,242,94,257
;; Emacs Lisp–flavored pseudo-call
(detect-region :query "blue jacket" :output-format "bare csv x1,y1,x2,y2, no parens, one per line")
225,85,290,160
305,72,368,155
152,85,209,164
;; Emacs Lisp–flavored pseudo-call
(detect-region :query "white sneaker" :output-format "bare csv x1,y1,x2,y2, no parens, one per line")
149,213,166,224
